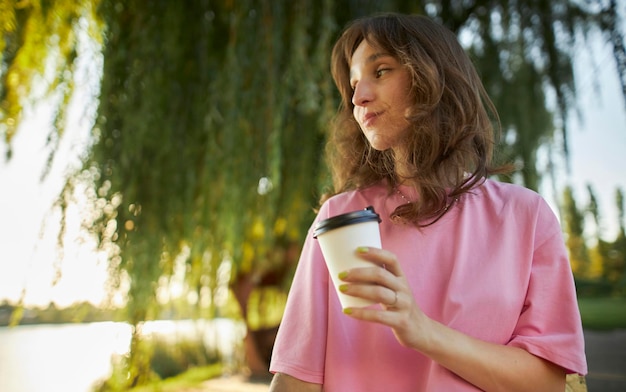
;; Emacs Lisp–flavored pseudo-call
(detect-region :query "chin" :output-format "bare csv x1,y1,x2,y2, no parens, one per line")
367,143,391,152
365,135,392,151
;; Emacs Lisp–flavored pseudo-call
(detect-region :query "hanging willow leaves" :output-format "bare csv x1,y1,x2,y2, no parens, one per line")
85,0,344,381
0,0,101,160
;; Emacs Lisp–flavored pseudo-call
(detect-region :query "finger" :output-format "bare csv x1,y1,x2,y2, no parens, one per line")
338,264,395,289
343,305,398,325
385,289,399,308
355,246,403,277
339,282,397,306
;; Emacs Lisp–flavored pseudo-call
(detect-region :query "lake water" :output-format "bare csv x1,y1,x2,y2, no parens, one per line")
0,319,243,392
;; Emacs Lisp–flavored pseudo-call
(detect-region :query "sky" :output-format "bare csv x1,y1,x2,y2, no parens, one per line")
544,29,626,240
0,28,625,308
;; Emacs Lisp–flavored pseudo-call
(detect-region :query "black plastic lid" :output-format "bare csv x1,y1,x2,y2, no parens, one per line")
313,206,381,238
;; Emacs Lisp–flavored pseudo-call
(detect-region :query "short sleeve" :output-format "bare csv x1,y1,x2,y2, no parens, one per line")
508,200,587,375
269,208,331,384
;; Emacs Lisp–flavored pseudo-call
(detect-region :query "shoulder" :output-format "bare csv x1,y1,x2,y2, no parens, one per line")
473,178,549,211
478,178,541,200
319,183,389,219
469,178,561,234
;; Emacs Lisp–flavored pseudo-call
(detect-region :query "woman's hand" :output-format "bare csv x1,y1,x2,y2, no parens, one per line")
338,246,433,351
338,246,566,392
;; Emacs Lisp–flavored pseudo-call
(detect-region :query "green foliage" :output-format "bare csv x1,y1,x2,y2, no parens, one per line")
467,1,583,188
128,365,223,392
124,364,223,392
149,335,219,380
87,0,338,325
563,185,591,276
617,188,626,236
94,337,221,392
564,185,626,295
0,300,124,326
83,0,343,382
246,287,287,330
0,0,102,158
578,296,626,330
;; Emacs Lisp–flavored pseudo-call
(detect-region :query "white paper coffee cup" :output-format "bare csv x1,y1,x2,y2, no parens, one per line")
314,206,382,308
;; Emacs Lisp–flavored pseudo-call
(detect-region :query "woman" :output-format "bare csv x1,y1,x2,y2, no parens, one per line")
269,13,587,391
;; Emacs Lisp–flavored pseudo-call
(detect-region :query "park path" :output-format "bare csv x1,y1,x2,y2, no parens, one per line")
200,374,270,392
200,329,626,392
584,329,626,391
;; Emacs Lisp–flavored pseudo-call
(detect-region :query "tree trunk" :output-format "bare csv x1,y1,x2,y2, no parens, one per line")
232,273,276,380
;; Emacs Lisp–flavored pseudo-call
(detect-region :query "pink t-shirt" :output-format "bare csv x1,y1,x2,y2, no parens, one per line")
270,179,587,391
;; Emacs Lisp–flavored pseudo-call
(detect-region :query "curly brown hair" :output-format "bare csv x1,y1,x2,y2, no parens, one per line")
323,13,512,226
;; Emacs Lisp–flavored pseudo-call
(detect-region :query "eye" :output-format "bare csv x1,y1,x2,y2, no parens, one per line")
376,68,391,78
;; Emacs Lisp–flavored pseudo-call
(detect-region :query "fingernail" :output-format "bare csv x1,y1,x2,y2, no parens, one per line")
356,246,369,253
343,308,353,315
338,271,348,280
339,284,348,293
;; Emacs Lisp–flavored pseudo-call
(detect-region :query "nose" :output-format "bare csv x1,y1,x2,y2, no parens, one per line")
351,81,373,106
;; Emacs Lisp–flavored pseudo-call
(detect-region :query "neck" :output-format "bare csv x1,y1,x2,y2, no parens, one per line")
392,148,415,181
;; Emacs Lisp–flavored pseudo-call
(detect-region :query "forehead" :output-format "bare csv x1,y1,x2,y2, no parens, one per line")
349,40,393,76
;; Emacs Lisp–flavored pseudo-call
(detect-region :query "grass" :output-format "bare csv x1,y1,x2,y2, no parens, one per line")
127,364,223,392
578,296,626,331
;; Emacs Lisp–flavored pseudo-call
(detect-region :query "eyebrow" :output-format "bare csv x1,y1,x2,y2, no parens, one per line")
365,52,390,63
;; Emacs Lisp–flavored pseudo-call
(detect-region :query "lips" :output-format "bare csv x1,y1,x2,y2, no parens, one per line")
362,111,381,127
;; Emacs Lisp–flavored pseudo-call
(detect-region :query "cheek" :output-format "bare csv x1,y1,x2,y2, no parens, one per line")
353,106,362,124
394,92,413,120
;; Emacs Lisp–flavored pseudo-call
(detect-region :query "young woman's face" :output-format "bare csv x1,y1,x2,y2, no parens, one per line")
350,40,413,154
